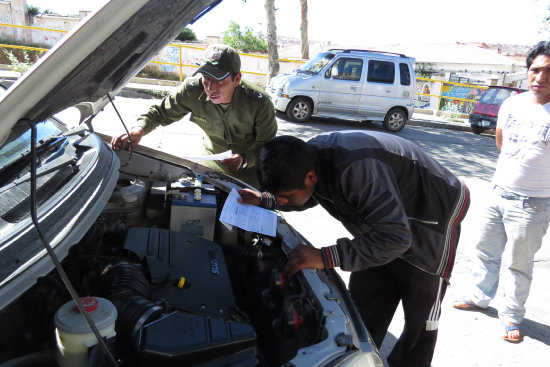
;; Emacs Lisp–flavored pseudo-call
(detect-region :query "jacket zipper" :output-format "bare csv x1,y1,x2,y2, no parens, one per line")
408,217,439,225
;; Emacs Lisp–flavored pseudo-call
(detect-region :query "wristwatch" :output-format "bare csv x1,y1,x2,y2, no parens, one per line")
241,154,248,169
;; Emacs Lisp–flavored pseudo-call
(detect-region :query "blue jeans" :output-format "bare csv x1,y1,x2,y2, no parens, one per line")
470,185,550,324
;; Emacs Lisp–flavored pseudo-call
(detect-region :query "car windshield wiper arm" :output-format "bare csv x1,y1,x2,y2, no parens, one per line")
0,155,77,195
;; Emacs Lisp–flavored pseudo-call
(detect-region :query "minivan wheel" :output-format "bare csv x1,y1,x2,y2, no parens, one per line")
383,109,406,132
471,125,485,135
286,97,312,122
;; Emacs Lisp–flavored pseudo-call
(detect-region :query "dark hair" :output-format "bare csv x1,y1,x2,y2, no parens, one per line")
257,136,319,193
526,41,550,69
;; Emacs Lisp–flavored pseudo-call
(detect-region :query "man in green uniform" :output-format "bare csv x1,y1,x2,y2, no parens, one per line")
111,44,277,187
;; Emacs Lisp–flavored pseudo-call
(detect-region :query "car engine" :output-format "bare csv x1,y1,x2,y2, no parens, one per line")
0,173,326,367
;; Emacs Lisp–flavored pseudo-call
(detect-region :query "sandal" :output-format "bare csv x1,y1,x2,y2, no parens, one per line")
452,298,484,311
502,323,521,343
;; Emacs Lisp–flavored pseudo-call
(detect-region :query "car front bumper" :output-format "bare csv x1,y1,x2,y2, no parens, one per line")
469,113,497,129
267,91,291,113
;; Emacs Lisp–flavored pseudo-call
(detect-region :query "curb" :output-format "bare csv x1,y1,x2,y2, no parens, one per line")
408,118,472,132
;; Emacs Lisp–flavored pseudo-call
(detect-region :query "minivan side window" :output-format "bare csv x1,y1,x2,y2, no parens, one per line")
399,63,411,86
327,58,363,81
367,60,395,84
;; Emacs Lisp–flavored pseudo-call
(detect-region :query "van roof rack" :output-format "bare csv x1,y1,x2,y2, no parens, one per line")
327,49,407,58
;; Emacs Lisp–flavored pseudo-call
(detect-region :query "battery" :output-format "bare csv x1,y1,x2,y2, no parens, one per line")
170,190,217,240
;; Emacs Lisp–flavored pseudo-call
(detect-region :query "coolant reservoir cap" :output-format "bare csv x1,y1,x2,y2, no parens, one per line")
54,297,117,334
79,297,98,313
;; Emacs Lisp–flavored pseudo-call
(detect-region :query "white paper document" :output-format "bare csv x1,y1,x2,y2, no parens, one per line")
183,150,233,161
219,188,277,236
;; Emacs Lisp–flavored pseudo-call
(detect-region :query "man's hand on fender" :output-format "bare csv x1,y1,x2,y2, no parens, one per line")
283,244,324,277
111,127,145,150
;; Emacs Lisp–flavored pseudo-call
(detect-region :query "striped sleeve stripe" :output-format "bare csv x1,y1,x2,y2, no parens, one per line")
260,192,277,209
321,245,341,268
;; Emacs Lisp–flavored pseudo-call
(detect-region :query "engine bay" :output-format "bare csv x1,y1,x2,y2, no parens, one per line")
0,167,327,367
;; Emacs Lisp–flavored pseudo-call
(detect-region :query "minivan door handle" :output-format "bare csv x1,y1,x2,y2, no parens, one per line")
350,85,358,91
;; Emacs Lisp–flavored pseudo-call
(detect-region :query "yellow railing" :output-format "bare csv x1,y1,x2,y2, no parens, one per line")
0,22,272,81
0,22,67,33
415,77,488,114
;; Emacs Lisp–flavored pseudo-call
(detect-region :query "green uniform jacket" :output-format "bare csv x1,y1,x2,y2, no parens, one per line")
136,76,277,186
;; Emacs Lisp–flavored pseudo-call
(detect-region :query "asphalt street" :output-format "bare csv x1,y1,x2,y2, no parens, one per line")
67,94,550,367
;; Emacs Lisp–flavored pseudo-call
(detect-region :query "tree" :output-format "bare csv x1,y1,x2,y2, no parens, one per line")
27,5,39,16
175,27,197,42
222,21,267,53
264,0,279,81
300,0,308,60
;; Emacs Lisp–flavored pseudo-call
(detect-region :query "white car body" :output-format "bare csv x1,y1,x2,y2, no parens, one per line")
267,49,416,132
0,1,383,366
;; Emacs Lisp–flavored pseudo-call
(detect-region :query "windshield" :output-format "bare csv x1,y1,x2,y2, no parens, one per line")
0,119,64,171
298,52,335,74
479,88,518,106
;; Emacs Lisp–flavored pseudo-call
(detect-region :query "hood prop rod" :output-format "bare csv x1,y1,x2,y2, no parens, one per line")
107,94,133,168
20,118,119,367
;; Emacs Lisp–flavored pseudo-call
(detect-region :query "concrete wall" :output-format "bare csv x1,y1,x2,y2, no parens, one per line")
0,0,32,44
28,15,80,46
0,0,89,47
148,43,303,87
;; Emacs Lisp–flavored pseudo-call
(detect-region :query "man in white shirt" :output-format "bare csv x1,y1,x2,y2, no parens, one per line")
453,41,550,343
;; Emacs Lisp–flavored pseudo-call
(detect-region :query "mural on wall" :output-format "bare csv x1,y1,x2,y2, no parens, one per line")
439,83,485,114
413,80,436,109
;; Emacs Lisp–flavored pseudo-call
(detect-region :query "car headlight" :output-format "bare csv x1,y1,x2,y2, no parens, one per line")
280,82,290,98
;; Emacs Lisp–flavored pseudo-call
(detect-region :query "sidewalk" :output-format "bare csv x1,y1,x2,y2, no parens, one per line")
410,111,472,132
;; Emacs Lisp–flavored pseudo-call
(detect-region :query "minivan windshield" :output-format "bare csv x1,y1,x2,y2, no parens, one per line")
479,88,519,106
298,52,335,74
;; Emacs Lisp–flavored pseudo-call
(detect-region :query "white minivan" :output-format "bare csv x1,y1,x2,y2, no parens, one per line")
267,49,416,132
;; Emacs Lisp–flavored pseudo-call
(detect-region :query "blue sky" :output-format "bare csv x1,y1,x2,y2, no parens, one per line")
32,0,550,46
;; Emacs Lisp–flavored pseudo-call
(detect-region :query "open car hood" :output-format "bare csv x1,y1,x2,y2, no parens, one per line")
0,0,221,147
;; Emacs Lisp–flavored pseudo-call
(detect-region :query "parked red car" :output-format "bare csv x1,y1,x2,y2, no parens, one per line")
469,86,524,134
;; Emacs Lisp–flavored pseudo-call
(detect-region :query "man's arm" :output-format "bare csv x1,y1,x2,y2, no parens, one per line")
111,81,195,150
135,82,194,135
238,189,317,212
495,95,512,152
495,127,503,152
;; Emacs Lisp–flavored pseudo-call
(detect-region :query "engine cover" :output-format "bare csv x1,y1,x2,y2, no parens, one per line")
123,228,237,319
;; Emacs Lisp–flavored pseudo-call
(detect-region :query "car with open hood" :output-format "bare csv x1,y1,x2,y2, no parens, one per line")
0,1,383,366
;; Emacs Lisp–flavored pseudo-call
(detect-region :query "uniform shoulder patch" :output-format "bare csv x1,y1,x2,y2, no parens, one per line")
243,86,267,102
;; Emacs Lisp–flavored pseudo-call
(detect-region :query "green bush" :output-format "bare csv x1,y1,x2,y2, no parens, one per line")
3,49,43,73
136,68,180,81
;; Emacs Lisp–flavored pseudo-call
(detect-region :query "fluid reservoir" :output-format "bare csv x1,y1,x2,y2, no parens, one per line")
54,297,117,367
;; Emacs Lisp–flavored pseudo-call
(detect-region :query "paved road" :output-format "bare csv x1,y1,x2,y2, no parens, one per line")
77,95,550,367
